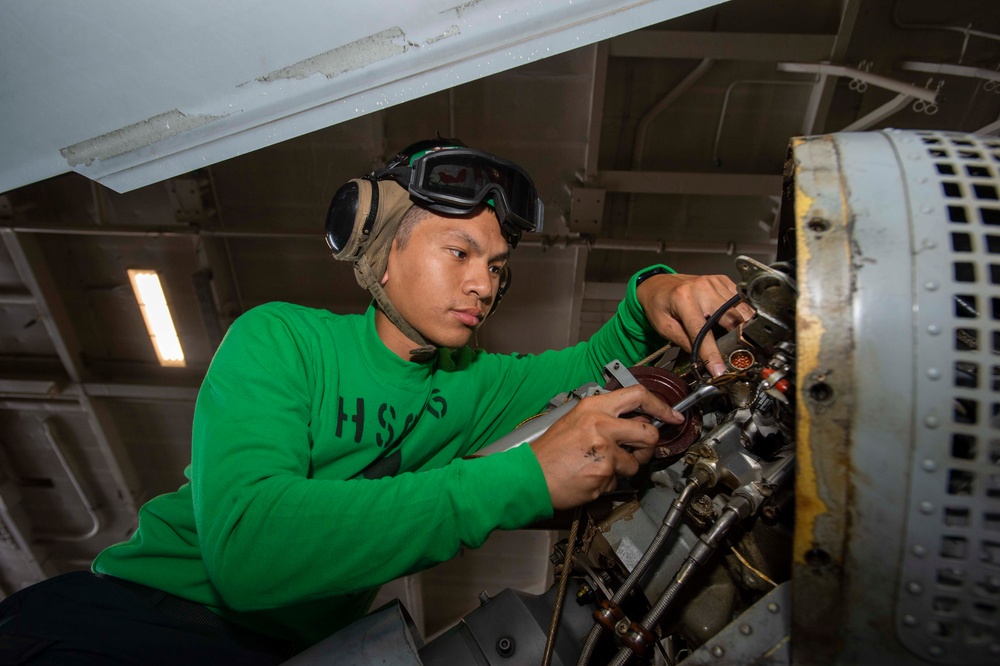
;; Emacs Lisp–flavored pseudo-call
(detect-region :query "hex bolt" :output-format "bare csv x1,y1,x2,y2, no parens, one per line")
496,636,515,658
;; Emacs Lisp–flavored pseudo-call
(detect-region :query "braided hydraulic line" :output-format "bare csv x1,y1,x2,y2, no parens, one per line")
606,495,752,666
606,455,794,665
576,471,711,666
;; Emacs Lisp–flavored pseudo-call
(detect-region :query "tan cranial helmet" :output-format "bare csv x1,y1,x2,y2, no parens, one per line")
325,138,540,356
325,176,433,355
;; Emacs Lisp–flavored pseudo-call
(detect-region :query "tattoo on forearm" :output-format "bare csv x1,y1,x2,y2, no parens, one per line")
586,447,605,462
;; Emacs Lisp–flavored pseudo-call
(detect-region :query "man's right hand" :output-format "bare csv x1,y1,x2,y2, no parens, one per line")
529,384,682,510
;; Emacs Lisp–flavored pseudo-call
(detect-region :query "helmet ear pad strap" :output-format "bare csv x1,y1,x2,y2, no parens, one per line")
326,177,436,355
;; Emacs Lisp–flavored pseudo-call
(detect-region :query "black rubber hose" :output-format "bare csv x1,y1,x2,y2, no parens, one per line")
690,293,743,380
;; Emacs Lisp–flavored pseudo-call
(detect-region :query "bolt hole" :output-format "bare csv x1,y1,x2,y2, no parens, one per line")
806,548,831,567
807,217,831,233
809,382,833,402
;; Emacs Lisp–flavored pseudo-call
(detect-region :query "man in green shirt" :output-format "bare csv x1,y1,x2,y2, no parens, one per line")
0,139,751,665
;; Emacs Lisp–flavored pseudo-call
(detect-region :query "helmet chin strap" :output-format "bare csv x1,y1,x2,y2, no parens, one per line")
354,254,438,359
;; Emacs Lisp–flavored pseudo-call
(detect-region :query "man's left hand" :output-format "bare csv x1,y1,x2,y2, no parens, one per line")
636,273,755,377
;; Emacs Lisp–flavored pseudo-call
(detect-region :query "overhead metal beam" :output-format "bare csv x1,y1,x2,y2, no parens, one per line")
839,93,913,132
978,116,1000,136
582,42,610,183
0,378,199,403
610,31,836,61
0,230,140,514
1,231,86,381
800,0,862,135
591,171,782,196
0,290,34,305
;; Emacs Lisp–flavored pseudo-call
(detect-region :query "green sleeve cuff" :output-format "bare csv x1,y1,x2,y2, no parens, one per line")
624,264,676,333
457,443,554,535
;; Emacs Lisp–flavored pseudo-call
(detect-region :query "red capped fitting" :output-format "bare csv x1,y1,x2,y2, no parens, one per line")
762,367,790,394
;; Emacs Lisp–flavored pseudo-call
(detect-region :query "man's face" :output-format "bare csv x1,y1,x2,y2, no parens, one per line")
379,207,510,356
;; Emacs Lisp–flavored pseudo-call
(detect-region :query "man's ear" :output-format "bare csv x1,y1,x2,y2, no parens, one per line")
381,240,396,286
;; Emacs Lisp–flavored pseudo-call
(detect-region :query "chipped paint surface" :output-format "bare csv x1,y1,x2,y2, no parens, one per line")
792,168,828,565
60,110,224,167
791,135,855,569
425,25,461,45
259,27,409,82
445,0,487,19
789,134,860,663
6,0,730,193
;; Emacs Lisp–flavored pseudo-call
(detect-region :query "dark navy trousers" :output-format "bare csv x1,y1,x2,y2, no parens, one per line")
0,571,297,665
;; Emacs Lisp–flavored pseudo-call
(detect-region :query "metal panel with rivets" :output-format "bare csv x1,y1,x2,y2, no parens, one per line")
792,129,1000,664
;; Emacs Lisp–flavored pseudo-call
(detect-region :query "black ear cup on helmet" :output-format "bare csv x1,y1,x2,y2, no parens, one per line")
325,177,380,260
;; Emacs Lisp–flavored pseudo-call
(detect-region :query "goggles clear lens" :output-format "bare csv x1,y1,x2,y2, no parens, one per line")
391,148,542,246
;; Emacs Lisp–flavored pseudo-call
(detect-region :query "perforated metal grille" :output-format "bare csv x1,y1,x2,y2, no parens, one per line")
896,130,1000,663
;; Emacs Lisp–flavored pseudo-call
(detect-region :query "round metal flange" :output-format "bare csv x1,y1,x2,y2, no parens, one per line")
604,365,700,457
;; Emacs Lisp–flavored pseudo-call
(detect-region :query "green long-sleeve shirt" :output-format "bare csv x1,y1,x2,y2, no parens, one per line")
93,274,662,646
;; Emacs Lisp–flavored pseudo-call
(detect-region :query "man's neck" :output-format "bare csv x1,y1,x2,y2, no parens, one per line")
373,309,428,362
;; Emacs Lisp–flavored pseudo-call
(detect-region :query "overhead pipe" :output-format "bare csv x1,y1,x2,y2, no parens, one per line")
523,235,775,256
713,80,816,165
2,230,139,517
891,0,1000,44
0,223,775,256
0,504,47,582
900,61,1000,85
0,399,83,412
0,420,101,543
34,419,102,542
632,59,715,170
625,59,715,241
777,62,938,103
0,223,314,239
0,469,48,582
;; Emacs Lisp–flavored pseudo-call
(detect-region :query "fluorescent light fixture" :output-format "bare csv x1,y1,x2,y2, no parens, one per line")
127,269,185,367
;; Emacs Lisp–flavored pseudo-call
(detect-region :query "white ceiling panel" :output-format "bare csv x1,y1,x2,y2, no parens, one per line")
0,0,728,193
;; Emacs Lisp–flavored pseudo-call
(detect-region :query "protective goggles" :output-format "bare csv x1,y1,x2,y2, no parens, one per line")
377,147,543,247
